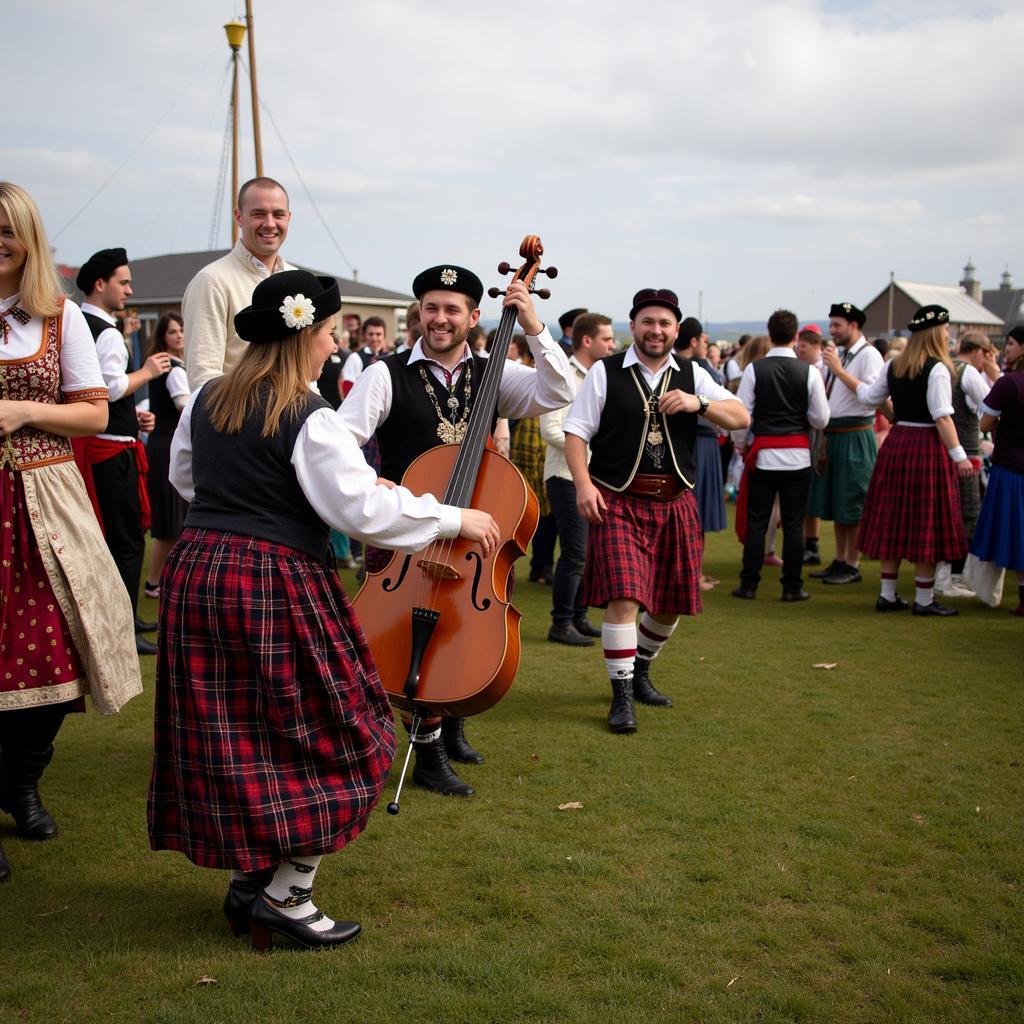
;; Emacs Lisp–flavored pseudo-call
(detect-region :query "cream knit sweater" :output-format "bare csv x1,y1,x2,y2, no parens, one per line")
182,241,294,389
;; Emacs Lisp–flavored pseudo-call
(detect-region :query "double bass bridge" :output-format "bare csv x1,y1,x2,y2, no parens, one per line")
416,559,461,581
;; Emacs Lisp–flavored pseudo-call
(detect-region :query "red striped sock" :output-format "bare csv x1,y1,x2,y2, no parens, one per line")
637,613,678,662
602,622,637,682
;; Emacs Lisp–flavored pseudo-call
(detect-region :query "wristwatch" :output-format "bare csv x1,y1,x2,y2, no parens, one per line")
697,394,710,416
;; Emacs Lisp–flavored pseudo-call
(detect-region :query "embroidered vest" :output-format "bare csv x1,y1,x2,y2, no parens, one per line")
889,358,939,424
950,360,980,454
588,351,697,490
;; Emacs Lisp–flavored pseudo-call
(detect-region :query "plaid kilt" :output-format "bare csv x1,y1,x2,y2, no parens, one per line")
957,470,981,539
583,487,703,615
147,529,396,872
857,426,967,564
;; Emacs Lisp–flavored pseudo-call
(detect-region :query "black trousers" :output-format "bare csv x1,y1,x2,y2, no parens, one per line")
530,513,558,574
92,449,145,619
547,476,588,626
0,702,71,761
740,467,813,593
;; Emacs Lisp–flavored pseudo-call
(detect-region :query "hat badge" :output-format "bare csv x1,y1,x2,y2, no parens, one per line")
926,310,935,319
280,294,316,330
842,303,852,312
440,268,458,286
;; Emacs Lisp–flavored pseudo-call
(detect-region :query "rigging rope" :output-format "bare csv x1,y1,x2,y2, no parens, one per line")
208,93,234,250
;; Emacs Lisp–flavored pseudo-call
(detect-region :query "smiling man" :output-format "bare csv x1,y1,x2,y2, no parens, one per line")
338,264,575,798
182,177,294,389
564,288,748,734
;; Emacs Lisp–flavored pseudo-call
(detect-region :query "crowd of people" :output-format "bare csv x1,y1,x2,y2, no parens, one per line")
2,175,1021,951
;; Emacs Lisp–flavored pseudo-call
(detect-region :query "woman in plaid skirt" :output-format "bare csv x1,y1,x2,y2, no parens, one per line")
147,271,498,951
824,305,974,617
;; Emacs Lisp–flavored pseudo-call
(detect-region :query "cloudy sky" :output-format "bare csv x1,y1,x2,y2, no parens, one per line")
8,0,1021,326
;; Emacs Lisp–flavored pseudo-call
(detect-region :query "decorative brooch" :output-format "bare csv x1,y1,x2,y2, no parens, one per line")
280,294,315,329
440,268,458,286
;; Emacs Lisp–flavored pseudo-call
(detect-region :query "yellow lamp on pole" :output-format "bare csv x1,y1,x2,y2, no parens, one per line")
224,21,246,245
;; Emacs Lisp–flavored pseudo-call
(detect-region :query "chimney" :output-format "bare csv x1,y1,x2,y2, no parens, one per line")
959,259,982,302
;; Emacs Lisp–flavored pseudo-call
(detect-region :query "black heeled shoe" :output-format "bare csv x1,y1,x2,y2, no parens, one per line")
223,870,276,936
248,894,361,952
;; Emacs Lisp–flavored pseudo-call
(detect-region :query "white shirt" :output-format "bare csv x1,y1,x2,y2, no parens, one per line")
956,361,992,416
540,354,590,482
730,347,831,470
338,327,575,446
855,361,955,423
80,302,137,442
0,295,105,396
170,386,462,550
725,355,743,384
341,348,374,390
564,346,736,443
826,337,884,419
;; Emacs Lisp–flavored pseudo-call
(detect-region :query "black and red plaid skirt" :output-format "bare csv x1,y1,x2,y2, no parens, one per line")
582,487,703,616
857,425,967,564
147,529,396,872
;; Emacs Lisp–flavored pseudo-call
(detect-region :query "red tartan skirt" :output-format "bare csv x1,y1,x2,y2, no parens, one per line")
857,425,967,564
583,487,703,616
147,529,396,871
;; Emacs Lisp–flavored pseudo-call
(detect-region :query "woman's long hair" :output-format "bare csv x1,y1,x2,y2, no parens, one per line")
204,320,325,437
0,182,66,318
148,312,184,357
738,335,770,369
890,325,954,380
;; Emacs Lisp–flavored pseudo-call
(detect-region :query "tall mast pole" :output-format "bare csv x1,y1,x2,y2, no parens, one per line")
224,21,247,246
246,0,264,175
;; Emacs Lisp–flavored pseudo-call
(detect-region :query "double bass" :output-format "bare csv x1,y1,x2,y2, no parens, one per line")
353,236,558,810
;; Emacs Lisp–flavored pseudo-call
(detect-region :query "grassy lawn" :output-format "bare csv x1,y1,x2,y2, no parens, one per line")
2,521,1022,1023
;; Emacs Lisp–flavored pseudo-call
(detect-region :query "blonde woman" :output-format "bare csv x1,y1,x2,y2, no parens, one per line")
0,183,140,882
147,270,497,950
825,305,972,615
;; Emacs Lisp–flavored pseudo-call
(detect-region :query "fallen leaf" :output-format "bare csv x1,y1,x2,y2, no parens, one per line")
530,754,540,761
848,775,857,781
975,806,981,813
194,977,218,986
698,657,705,662
911,813,926,825
728,976,740,987
558,801,583,811
812,663,838,670
37,905,69,918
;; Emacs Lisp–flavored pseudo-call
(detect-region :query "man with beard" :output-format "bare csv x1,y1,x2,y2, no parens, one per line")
808,302,883,585
564,289,748,734
338,264,574,796
183,177,294,389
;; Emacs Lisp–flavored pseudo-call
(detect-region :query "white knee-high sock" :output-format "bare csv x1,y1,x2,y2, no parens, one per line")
636,614,677,663
263,856,335,931
602,622,636,683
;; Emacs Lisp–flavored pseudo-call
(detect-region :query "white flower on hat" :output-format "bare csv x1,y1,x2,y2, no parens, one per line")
280,294,316,329
440,268,458,286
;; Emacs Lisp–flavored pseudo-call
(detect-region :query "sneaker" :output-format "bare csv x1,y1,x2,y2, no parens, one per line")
548,623,594,647
763,553,783,568
809,559,843,580
821,563,862,585
936,580,975,599
803,549,822,565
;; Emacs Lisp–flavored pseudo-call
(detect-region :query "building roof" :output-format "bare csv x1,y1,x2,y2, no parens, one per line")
982,286,1024,331
63,249,414,307
865,280,1004,327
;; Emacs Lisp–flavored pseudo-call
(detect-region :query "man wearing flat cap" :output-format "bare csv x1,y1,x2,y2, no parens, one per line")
339,264,575,798
564,289,748,734
810,301,883,586
557,308,587,356
74,249,173,654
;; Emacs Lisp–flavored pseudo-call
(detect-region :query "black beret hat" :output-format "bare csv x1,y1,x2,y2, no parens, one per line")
76,247,128,293
629,288,682,323
233,270,341,345
412,265,483,306
1006,325,1024,345
907,304,949,334
829,301,866,328
558,308,588,333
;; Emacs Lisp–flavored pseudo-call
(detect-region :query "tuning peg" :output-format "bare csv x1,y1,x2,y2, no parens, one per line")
532,288,551,300
487,286,506,299
497,261,513,275
539,266,558,279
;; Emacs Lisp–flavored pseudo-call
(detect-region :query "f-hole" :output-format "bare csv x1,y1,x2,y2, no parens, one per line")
382,554,412,593
465,551,491,611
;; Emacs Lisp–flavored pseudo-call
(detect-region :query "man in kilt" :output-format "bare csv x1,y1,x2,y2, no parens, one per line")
824,304,972,616
338,264,575,795
148,270,498,949
563,288,748,733
808,302,884,586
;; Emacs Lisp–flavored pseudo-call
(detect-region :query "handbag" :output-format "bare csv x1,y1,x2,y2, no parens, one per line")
962,553,1005,608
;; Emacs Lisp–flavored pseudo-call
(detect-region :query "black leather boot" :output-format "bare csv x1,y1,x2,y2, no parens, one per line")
223,868,276,936
607,678,637,734
0,744,58,840
412,736,475,796
0,838,10,883
632,657,674,707
441,717,484,764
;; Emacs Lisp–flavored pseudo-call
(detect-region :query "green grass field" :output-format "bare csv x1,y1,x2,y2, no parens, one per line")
2,525,1022,1024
